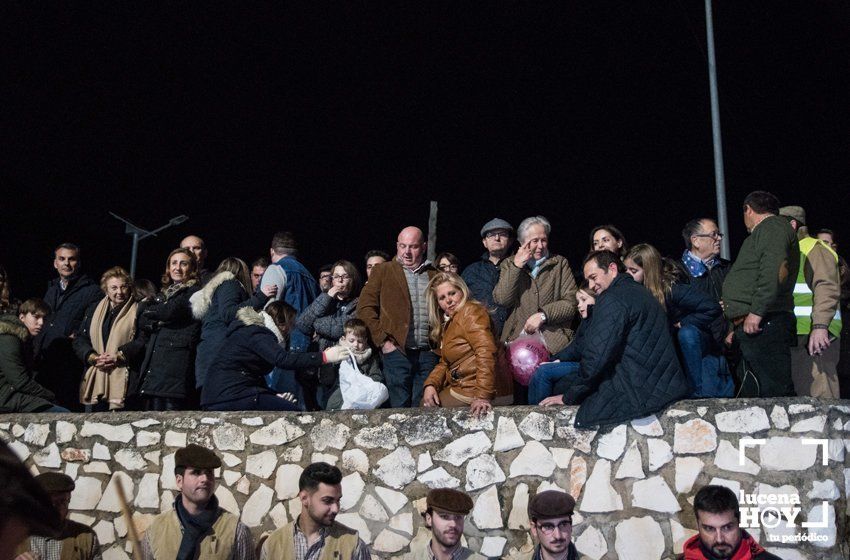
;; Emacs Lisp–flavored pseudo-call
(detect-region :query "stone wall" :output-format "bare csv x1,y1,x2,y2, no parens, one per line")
2,398,849,559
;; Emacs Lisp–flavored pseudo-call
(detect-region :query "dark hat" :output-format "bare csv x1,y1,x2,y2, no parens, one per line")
426,488,474,516
480,218,514,238
0,441,63,537
528,490,576,520
175,444,221,470
779,205,806,225
35,472,76,494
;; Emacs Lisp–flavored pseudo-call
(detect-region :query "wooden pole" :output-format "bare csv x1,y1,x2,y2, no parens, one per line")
115,479,143,560
428,201,438,263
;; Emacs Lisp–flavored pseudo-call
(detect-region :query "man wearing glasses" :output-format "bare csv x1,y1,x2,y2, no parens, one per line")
461,218,514,337
524,490,578,560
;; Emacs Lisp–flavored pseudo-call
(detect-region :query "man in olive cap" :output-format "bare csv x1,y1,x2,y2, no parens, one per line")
406,488,485,560
15,472,101,560
523,490,578,560
0,441,62,560
142,444,254,560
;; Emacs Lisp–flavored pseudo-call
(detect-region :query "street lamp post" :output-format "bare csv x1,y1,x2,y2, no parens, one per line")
110,212,189,277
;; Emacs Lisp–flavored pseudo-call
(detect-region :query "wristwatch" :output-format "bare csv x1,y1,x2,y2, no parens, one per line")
539,312,547,323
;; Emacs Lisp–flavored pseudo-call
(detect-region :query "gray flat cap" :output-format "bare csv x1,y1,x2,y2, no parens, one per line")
480,218,514,238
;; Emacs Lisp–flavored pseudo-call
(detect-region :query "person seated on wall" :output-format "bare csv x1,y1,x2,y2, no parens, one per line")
680,485,781,560
200,301,347,411
15,473,101,560
323,319,384,410
421,272,501,418
540,251,691,428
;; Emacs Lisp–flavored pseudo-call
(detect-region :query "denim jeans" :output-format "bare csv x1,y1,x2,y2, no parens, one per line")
677,325,707,396
35,404,70,413
382,348,438,408
528,361,581,404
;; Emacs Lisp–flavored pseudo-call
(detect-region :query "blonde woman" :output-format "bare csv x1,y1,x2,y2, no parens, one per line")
421,272,497,417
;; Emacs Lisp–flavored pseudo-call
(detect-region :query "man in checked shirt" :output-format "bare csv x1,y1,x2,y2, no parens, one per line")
261,462,369,560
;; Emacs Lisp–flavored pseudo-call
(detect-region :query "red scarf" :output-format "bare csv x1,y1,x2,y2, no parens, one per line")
682,531,766,560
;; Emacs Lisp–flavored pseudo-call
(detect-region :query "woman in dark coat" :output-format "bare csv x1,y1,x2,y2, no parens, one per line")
201,301,347,411
625,244,731,398
190,257,276,390
122,248,201,411
294,259,361,407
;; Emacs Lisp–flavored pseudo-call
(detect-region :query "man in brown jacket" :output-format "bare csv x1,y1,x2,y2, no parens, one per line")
781,205,842,398
357,226,438,407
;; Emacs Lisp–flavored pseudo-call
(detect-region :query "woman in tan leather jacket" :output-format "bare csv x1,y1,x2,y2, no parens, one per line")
421,272,497,417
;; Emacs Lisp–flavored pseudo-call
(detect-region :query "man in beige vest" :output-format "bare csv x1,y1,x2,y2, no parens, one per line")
14,473,97,560
260,462,369,560
406,488,484,560
142,444,254,560
521,491,577,560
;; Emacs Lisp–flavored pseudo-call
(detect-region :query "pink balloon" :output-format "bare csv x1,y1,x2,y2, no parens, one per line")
507,335,549,386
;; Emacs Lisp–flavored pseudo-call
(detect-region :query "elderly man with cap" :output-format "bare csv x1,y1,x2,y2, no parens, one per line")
523,490,578,560
780,205,842,398
142,444,254,560
406,488,484,560
15,472,100,560
461,218,514,338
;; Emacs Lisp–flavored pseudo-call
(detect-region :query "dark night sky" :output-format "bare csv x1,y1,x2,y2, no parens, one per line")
3,3,850,299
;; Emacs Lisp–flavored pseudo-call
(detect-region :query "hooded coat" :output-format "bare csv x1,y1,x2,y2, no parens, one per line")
0,315,56,412
190,271,269,388
201,307,325,407
554,274,691,428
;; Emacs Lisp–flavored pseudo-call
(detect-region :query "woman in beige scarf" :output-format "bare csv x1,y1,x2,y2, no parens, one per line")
73,267,138,411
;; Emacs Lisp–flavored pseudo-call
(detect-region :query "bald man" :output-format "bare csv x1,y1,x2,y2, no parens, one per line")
180,235,211,285
357,226,438,407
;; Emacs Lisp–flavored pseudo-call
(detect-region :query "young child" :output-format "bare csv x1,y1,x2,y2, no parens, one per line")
528,280,595,405
324,318,385,410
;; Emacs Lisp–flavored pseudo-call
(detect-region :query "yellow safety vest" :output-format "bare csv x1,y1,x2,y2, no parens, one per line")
793,237,842,337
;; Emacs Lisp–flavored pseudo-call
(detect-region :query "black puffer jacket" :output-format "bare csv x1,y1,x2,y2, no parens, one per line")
128,282,201,400
554,274,691,428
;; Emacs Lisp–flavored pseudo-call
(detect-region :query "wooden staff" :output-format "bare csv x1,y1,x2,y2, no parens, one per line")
115,478,143,560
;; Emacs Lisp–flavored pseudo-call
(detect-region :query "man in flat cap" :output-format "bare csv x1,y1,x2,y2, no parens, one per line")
461,218,515,338
406,488,484,560
0,441,62,560
780,204,842,398
261,462,370,560
523,490,578,560
15,472,101,560
142,444,254,560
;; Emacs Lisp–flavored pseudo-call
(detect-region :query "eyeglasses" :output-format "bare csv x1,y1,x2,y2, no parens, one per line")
536,519,572,535
332,274,351,281
485,230,510,239
693,232,724,240
439,264,459,272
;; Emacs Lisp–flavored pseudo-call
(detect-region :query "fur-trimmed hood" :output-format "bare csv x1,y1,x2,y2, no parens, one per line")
235,307,285,343
190,271,236,320
0,314,28,341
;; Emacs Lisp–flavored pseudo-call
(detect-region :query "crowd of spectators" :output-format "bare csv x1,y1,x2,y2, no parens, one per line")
1,190,847,427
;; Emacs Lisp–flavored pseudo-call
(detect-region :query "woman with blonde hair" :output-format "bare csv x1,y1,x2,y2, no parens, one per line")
74,266,138,411
421,272,498,417
190,257,277,390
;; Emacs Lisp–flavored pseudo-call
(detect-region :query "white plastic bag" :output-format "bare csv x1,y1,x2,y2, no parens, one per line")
340,350,389,409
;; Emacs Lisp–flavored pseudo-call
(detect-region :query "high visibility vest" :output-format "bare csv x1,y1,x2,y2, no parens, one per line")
793,237,842,337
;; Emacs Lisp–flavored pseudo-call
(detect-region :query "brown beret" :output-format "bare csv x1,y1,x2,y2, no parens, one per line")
0,441,63,537
528,490,575,520
35,472,76,494
426,488,474,516
175,444,221,470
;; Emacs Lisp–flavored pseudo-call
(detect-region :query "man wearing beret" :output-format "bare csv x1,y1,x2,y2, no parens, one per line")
523,490,578,560
142,444,254,560
14,472,101,560
261,462,370,560
406,488,485,560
